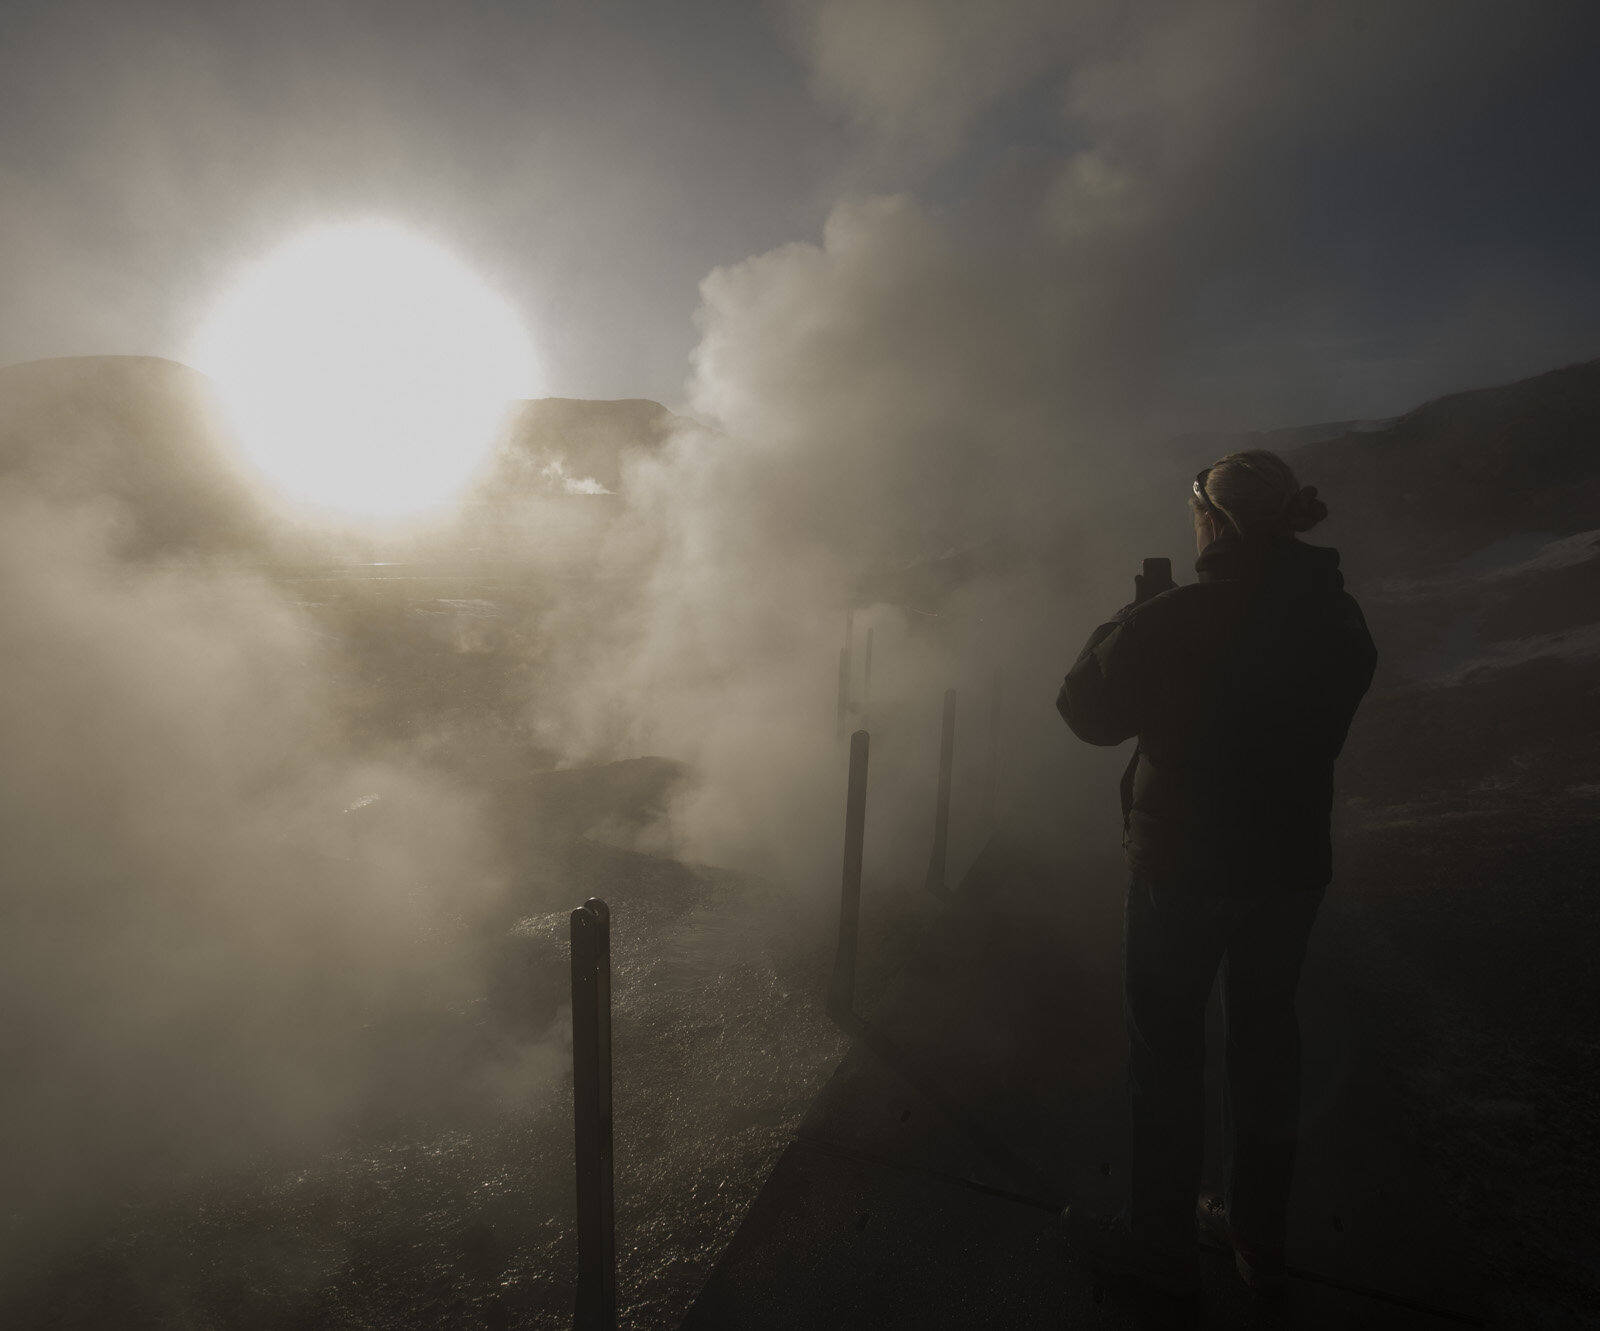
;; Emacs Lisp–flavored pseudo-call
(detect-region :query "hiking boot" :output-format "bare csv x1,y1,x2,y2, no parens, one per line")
1061,1205,1201,1298
1194,1192,1286,1292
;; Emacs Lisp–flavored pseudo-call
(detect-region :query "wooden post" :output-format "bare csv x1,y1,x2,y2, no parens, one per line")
835,646,850,741
571,898,616,1331
828,730,870,1025
925,689,956,898
983,668,1002,831
862,627,874,717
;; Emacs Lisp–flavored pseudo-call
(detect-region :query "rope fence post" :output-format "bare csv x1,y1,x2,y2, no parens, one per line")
925,688,956,898
828,730,870,1025
983,668,1002,832
862,627,874,720
571,898,616,1331
835,645,850,742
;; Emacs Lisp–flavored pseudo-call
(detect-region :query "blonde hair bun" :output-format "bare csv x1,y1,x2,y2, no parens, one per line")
1284,485,1328,533
1196,450,1329,535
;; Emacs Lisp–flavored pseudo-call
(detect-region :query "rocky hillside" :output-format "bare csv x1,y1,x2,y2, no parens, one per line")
1298,356,1600,575
0,356,272,558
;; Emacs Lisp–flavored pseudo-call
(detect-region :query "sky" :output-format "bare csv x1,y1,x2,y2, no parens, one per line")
3,0,1599,432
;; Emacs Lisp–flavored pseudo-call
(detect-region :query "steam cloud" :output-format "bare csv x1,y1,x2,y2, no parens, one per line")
1,0,1598,1294
536,0,1600,886
0,462,550,1248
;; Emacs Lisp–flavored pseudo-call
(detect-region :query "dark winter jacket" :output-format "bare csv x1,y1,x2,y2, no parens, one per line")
1057,532,1377,894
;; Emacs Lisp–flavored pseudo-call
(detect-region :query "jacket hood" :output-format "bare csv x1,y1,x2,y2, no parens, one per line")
1195,532,1345,595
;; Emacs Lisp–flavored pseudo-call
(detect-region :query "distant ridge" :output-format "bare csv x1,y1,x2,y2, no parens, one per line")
873,356,1600,612
474,395,689,499
0,355,689,556
0,354,270,557
1154,416,1396,476
1298,356,1600,572
3,352,1596,579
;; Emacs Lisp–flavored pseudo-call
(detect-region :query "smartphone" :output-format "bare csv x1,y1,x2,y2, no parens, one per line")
1135,557,1173,605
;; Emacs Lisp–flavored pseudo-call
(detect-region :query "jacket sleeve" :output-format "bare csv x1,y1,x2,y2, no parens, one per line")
1057,605,1145,746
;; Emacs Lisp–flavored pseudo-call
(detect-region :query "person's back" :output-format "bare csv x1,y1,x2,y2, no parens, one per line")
1056,450,1376,1298
1062,526,1376,893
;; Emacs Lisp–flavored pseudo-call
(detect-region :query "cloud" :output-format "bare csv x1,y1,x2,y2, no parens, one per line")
784,1,1600,424
786,0,1088,165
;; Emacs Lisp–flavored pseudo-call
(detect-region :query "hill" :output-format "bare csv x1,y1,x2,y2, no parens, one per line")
0,355,272,558
1298,357,1600,574
476,396,687,499
1150,416,1396,480
0,355,684,559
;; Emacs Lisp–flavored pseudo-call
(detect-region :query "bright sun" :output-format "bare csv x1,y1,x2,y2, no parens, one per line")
191,221,539,518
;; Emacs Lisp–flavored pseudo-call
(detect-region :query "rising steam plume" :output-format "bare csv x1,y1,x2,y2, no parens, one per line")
1,4,1598,1316
0,359,564,1260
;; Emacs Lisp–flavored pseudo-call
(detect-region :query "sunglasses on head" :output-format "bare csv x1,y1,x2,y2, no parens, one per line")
1193,467,1215,510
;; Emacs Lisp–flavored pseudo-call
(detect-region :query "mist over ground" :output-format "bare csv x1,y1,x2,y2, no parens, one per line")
1,1,1599,1326
0,360,579,1247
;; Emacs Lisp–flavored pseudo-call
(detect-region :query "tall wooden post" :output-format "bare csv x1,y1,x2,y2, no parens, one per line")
862,627,874,717
983,668,1002,831
828,730,870,1025
571,898,616,1330
835,646,850,741
925,688,957,898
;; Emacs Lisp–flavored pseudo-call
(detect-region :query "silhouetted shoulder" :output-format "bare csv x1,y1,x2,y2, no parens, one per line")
1058,585,1217,745
1113,580,1232,649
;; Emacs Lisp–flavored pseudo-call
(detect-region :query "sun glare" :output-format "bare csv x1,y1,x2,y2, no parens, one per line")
191,221,539,518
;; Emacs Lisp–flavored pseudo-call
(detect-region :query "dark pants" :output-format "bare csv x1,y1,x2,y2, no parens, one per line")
1123,873,1323,1259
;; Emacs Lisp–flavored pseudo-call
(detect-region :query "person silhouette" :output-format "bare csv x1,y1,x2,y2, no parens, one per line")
1057,450,1377,1296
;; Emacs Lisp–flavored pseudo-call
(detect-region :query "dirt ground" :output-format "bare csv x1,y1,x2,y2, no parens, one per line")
1325,797,1600,1327
0,833,856,1330
3,643,1595,1329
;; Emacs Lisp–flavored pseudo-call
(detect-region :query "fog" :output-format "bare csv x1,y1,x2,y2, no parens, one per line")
0,370,579,1263
2,0,1599,1322
527,0,1600,884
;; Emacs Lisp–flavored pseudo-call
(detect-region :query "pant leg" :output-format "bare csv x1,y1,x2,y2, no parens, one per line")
1219,888,1324,1252
1123,875,1233,1258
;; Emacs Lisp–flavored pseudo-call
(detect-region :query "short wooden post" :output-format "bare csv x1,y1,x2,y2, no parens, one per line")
828,730,870,1024
925,688,956,897
571,898,616,1331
